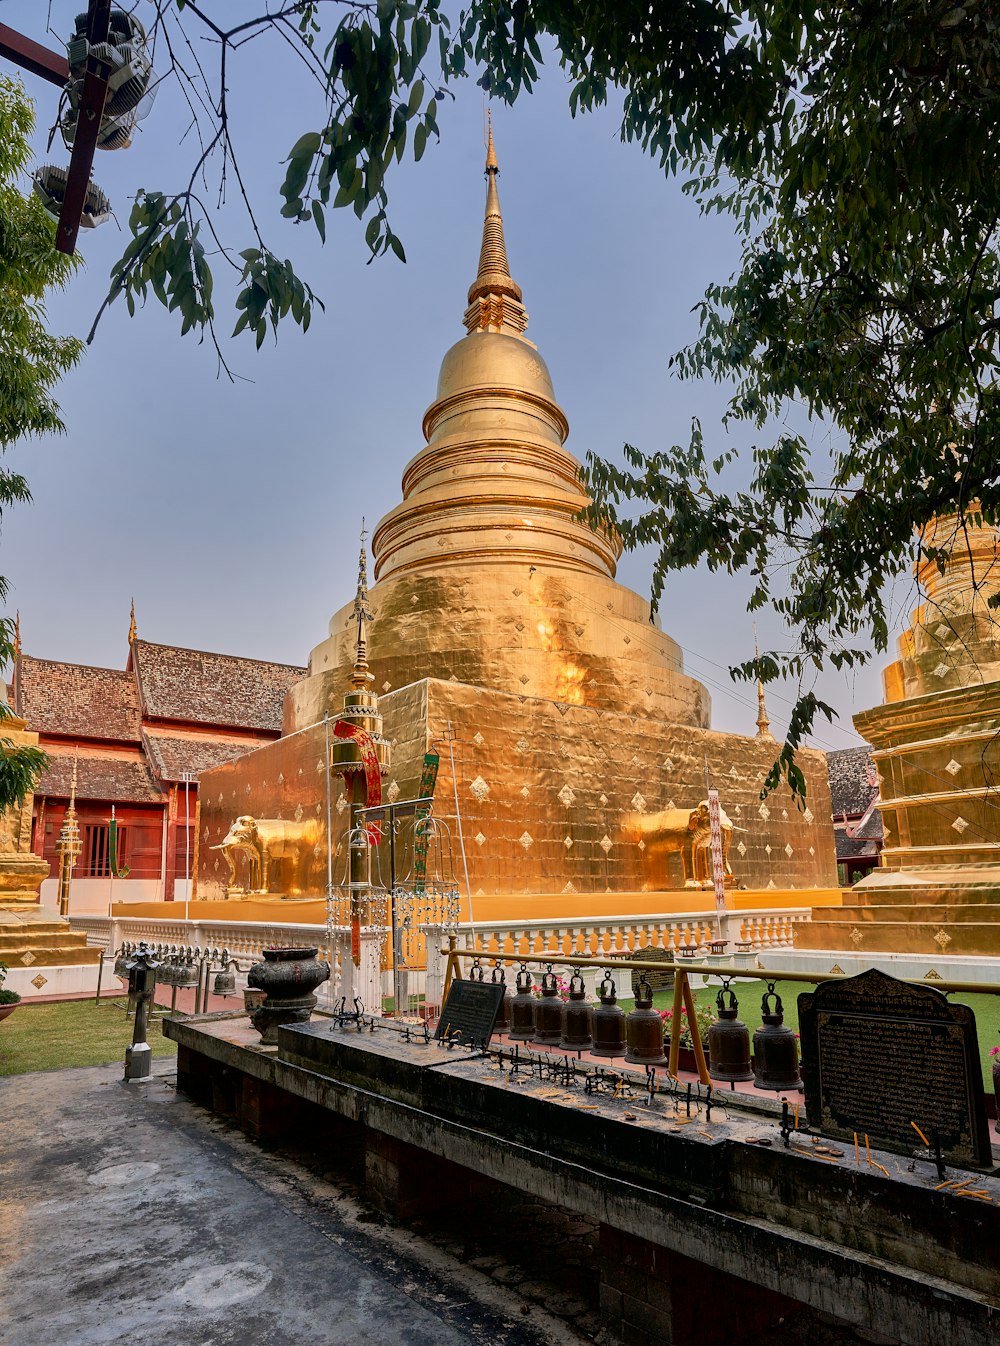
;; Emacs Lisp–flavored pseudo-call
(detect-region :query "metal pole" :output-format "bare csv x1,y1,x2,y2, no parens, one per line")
324,715,334,1007
447,720,475,940
389,803,400,1018
57,0,113,255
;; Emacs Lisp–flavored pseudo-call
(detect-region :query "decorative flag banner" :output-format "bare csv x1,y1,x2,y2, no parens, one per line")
109,805,130,879
333,719,384,966
332,720,383,843
707,789,727,919
412,752,440,897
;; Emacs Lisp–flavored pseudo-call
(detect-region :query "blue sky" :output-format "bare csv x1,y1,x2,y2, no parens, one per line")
1,2,910,749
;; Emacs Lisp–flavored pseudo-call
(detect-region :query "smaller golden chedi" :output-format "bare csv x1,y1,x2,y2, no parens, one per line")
0,714,50,908
799,508,1000,955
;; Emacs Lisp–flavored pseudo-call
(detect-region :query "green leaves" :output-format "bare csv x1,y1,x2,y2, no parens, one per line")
233,250,323,348
108,193,215,339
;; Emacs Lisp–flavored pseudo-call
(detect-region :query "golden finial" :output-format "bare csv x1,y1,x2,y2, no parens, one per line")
464,115,529,337
485,108,499,173
754,626,776,742
13,610,20,659
351,519,375,690
128,598,137,644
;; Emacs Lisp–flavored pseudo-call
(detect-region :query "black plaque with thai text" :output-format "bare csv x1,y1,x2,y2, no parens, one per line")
435,980,505,1048
798,968,991,1167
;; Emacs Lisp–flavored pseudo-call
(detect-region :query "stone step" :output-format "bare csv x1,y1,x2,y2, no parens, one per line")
795,920,1000,957
0,931,91,951
1,945,102,967
811,903,1000,925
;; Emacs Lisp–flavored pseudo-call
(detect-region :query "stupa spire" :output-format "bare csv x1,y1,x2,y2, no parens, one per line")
351,520,375,690
464,113,529,338
754,628,776,741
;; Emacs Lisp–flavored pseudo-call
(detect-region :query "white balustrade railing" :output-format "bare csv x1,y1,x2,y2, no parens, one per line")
419,907,812,1009
71,915,387,1009
73,904,812,1014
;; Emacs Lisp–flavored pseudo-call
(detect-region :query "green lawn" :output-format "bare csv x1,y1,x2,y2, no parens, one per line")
0,1000,178,1076
654,979,1000,1090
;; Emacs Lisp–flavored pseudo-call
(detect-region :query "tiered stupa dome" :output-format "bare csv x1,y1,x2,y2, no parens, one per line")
284,124,710,733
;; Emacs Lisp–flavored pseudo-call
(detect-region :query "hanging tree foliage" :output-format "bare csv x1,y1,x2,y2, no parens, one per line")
73,2,1000,791
0,74,82,810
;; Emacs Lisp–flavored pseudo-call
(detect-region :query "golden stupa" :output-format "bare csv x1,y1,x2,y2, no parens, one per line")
799,508,1000,955
187,128,839,922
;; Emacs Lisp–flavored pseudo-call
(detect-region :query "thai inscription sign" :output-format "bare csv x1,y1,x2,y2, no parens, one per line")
798,968,992,1167
435,979,505,1048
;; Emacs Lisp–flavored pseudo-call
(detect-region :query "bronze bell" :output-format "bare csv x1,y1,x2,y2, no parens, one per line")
507,965,536,1041
175,949,200,990
559,972,594,1051
591,972,627,1058
491,964,511,1032
708,985,754,1083
533,965,564,1044
113,945,129,979
753,988,802,1092
625,974,667,1067
214,960,238,997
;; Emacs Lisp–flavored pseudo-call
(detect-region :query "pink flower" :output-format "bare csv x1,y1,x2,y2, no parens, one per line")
989,1046,1000,1058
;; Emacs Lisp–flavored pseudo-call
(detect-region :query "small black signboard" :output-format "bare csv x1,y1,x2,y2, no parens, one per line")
435,979,505,1048
798,968,992,1167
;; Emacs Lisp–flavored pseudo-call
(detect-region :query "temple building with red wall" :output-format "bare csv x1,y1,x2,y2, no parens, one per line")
10,618,304,913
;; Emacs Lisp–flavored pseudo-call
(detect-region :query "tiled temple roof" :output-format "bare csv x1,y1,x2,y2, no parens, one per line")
16,656,141,743
826,745,879,818
131,641,305,731
142,730,257,783
37,749,162,803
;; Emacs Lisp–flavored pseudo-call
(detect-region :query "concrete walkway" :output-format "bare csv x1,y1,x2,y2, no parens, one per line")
0,1062,572,1346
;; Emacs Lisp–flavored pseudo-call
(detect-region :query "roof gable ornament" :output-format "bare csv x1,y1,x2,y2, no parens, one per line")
463,112,530,339
128,598,137,645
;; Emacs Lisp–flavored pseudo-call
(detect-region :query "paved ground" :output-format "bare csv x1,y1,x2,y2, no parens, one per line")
0,1061,594,1346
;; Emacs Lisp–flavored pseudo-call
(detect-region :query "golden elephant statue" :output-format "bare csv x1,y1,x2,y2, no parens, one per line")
622,800,735,889
212,814,319,896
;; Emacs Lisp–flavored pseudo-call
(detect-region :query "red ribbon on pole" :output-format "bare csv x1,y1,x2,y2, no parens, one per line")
333,719,383,843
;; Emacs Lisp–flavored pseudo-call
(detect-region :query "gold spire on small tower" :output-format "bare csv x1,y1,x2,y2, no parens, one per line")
56,757,82,918
351,520,375,690
463,113,529,338
754,629,776,741
128,598,137,645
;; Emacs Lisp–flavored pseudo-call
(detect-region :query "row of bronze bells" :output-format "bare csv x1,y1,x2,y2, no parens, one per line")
708,985,802,1092
491,964,802,1090
113,943,239,995
492,964,670,1065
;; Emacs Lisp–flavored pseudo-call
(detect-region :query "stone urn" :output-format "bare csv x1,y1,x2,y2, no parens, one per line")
246,947,329,1045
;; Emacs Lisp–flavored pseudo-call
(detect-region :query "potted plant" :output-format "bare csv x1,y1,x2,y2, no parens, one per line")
0,961,21,1025
660,1002,715,1071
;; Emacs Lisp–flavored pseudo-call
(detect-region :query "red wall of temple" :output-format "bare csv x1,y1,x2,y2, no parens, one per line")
34,802,165,881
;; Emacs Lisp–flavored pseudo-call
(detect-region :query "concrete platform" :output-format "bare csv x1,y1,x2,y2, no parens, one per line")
165,1011,1000,1346
0,1059,559,1346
